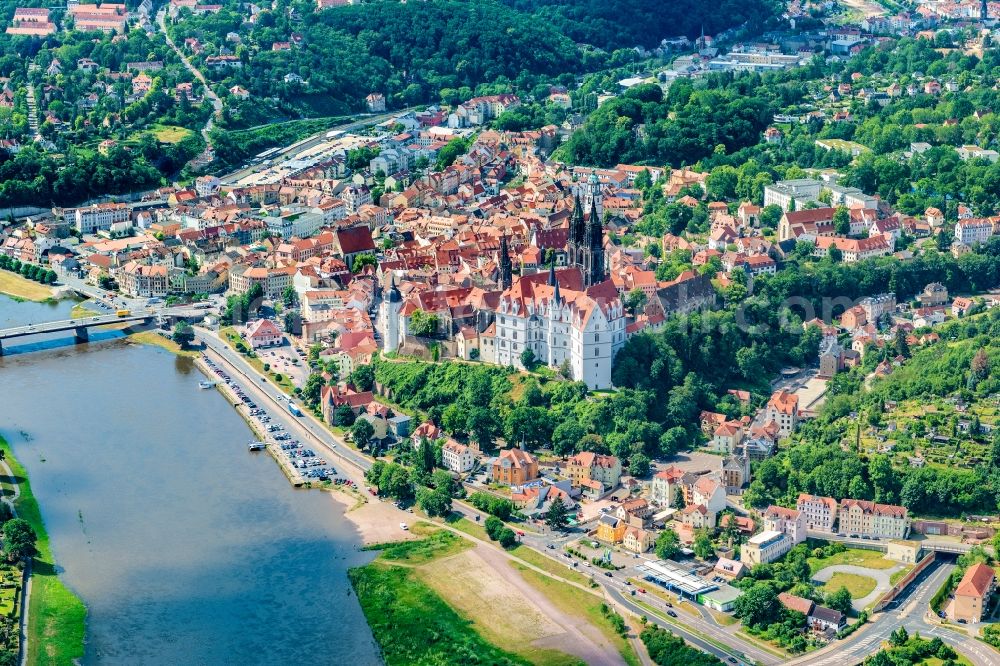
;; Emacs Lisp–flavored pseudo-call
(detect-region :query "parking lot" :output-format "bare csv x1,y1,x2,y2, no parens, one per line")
202,354,356,488
260,343,309,388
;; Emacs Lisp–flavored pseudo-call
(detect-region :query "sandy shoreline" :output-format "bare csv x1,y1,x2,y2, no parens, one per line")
326,489,420,546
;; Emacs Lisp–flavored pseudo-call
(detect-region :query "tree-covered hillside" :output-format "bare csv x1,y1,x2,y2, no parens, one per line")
500,0,782,51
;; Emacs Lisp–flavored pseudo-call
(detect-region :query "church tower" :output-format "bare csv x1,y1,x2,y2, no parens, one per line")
567,193,585,269
499,233,512,290
579,199,606,287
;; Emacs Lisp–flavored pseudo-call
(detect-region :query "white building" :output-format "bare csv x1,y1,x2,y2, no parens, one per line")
244,318,283,349
741,530,792,566
441,439,475,473
71,203,130,234
955,219,993,246
763,179,823,211
763,505,807,544
796,493,838,532
494,268,625,390
377,276,403,353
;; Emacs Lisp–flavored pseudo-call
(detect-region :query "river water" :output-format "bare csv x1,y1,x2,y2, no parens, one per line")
0,296,380,665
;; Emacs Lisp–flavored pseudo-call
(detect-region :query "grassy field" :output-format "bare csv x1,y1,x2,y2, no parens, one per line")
68,303,98,318
0,436,86,666
151,124,195,143
514,565,639,666
0,271,53,302
508,545,593,587
127,330,199,358
350,526,530,666
808,548,896,574
819,572,877,599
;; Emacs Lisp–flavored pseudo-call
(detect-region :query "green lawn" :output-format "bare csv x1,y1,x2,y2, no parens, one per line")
0,436,86,666
508,544,593,587
890,566,915,586
364,525,471,566
819,572,877,599
808,548,895,574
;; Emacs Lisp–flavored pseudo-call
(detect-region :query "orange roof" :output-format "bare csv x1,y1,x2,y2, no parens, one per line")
955,563,994,598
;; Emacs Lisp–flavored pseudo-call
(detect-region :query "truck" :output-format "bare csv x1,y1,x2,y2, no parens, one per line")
287,400,303,417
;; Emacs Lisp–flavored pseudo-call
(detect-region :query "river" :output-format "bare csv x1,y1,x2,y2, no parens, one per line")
0,296,380,665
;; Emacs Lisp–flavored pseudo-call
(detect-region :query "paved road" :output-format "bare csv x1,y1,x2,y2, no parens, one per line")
197,328,373,482
791,560,998,666
156,8,222,146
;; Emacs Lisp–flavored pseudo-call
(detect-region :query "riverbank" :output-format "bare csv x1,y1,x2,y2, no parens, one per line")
0,435,86,666
0,272,54,303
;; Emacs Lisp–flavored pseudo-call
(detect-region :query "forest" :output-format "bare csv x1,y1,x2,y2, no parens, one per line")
169,0,781,118
498,0,781,51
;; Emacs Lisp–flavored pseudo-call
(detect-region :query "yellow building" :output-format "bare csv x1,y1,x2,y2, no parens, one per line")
596,514,627,544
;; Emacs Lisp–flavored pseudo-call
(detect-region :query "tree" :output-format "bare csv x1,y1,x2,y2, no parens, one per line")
409,309,440,337
281,285,298,308
334,404,356,426
417,487,452,517
302,373,326,407
2,518,37,562
693,530,714,559
352,253,377,274
171,321,195,349
826,586,854,616
889,626,909,647
552,421,585,456
497,527,517,548
654,528,681,560
349,364,375,391
628,453,651,477
624,288,648,316
418,437,436,473
520,347,537,369
834,206,851,236
484,516,504,540
733,582,779,627
378,462,414,502
351,418,375,446
545,496,570,531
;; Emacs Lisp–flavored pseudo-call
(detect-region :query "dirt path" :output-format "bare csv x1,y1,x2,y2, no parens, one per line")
474,544,626,666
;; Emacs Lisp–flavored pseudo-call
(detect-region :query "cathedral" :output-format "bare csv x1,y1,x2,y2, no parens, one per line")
567,178,607,288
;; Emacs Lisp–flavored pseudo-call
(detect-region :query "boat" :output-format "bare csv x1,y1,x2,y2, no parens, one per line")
248,441,265,451
198,380,216,389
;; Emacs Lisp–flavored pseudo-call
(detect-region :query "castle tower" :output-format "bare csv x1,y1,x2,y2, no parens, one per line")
380,274,403,352
584,173,603,220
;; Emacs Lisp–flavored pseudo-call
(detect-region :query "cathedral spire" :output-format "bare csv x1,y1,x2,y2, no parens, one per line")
499,233,512,290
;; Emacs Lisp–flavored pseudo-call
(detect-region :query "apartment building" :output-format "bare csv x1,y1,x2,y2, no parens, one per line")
114,261,168,298
765,390,799,438
565,452,622,491
71,203,130,234
763,505,807,544
441,439,476,473
796,494,838,532
955,218,993,246
838,499,910,539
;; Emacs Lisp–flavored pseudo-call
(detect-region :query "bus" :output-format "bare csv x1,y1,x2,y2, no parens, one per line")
287,400,303,417
116,309,131,317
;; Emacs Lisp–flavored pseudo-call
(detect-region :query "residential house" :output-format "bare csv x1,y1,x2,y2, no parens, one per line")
490,447,539,486
596,513,628,544
441,439,476,473
622,526,655,553
765,390,799,438
565,452,622,492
